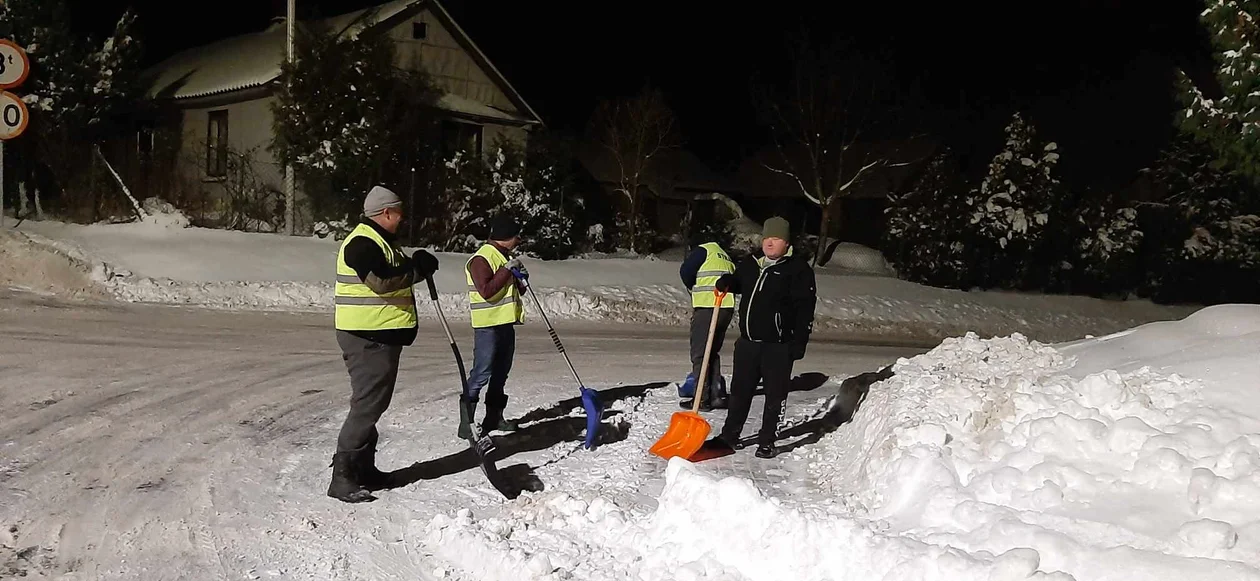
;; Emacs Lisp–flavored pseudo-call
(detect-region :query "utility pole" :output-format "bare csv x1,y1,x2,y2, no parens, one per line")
283,0,296,235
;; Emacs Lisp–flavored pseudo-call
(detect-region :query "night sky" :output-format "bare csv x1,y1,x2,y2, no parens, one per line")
66,0,1219,188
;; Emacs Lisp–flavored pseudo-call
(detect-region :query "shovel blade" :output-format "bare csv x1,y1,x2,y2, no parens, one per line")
649,411,712,460
581,387,603,450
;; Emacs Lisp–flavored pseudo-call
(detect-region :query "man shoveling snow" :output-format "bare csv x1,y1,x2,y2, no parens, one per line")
327,186,438,503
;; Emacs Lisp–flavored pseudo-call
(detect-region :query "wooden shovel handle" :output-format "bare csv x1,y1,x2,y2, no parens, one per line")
692,289,727,414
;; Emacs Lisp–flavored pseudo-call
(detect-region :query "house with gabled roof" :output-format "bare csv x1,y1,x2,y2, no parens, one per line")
140,0,541,230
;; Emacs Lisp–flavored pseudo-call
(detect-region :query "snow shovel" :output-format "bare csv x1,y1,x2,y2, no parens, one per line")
650,289,727,460
513,270,604,450
424,277,506,494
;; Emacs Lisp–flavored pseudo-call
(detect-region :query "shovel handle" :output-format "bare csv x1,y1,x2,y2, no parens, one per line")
692,289,727,414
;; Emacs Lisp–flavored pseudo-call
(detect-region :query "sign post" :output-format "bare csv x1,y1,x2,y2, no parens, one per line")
0,39,31,229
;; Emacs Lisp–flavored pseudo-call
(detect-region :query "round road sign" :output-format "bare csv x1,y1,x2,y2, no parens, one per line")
0,91,29,140
0,40,30,90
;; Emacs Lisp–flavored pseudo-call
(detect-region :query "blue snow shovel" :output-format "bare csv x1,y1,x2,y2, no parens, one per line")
511,267,604,449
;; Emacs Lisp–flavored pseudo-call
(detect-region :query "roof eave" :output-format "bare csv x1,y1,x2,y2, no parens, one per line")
426,0,545,128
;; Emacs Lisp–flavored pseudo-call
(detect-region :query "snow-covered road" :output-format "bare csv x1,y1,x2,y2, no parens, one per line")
0,293,922,580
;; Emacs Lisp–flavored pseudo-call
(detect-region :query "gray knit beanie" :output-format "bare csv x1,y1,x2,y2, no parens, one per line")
363,185,402,217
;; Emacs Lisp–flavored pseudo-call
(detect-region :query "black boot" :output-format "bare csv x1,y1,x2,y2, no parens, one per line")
358,431,390,491
480,393,519,436
678,398,714,412
458,396,478,440
327,448,377,503
755,444,778,459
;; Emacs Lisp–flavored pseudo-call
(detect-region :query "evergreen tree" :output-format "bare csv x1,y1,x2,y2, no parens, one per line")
883,148,974,288
1177,0,1260,184
1143,133,1260,303
0,0,141,216
272,23,441,227
964,112,1065,289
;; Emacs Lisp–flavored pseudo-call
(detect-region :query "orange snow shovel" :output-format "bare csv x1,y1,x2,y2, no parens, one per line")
650,289,728,460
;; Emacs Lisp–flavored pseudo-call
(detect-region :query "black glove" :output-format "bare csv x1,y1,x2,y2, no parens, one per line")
715,274,735,293
410,249,439,279
790,341,807,361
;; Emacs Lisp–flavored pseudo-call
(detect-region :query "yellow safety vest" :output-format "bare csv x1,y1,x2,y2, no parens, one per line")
466,243,524,328
334,223,417,331
692,242,736,308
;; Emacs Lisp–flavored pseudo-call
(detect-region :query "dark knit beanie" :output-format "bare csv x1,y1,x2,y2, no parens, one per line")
489,216,521,240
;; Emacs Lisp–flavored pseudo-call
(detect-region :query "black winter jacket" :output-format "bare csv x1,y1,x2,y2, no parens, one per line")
716,249,817,349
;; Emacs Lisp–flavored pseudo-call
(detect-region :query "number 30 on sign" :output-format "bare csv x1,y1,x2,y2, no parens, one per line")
0,91,27,140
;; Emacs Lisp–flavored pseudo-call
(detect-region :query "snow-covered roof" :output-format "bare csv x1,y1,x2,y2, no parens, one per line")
143,0,541,125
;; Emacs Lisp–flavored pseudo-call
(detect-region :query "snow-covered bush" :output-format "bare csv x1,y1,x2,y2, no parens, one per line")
1143,134,1260,304
884,147,975,288
1070,193,1144,296
432,138,583,260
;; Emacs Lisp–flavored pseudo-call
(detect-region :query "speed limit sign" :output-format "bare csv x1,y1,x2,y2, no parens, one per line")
0,40,29,90
0,91,27,140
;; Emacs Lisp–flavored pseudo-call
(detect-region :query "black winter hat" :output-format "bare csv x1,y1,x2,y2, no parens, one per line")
489,216,521,240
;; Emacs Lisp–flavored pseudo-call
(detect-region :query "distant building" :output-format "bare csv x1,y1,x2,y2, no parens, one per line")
138,0,541,229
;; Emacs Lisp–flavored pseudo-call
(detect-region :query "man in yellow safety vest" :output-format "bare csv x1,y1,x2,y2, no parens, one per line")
329,185,438,503
460,216,527,439
677,237,737,410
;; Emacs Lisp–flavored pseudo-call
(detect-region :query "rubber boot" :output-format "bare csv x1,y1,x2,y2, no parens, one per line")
480,393,519,436
358,430,389,491
458,396,477,440
327,447,377,503
711,375,729,409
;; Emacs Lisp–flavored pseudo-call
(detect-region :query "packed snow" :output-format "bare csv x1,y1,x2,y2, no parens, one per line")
5,206,1260,579
9,209,1195,343
422,304,1260,580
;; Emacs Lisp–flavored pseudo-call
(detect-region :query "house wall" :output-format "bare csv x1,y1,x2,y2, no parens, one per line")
383,7,530,152
177,96,285,192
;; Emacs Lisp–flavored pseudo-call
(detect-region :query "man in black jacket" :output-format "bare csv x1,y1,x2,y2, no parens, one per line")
708,216,817,458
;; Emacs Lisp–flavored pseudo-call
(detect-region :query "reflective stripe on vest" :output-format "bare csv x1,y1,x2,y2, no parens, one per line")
693,242,736,308
334,223,417,331
466,243,524,328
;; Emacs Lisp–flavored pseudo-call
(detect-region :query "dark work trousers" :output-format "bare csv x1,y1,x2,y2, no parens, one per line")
690,307,734,402
335,330,404,453
465,323,516,403
718,338,794,448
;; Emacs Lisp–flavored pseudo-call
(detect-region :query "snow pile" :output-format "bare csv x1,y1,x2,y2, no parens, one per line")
824,242,896,275
0,230,104,299
139,197,190,229
420,459,1055,581
422,305,1260,580
804,313,1260,579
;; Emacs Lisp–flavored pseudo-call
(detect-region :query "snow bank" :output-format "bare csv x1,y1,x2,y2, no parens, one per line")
12,219,1195,341
802,306,1260,579
422,305,1260,580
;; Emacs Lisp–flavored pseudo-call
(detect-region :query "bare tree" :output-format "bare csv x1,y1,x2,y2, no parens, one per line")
589,85,683,252
756,37,912,265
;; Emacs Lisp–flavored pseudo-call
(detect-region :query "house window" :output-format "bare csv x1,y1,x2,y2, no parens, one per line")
206,110,228,178
441,120,482,159
137,126,155,159
412,21,428,39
